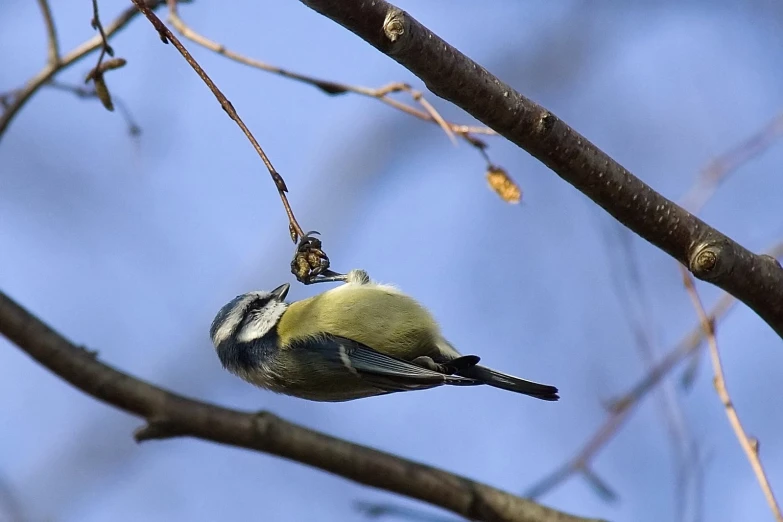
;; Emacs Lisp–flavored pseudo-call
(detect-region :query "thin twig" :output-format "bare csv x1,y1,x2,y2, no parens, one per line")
526,104,783,501
0,290,600,522
0,1,167,140
527,240,783,500
677,111,783,389
682,270,783,522
84,0,122,112
164,1,521,205
165,0,494,149
524,242,783,500
165,0,527,203
90,0,114,72
132,0,306,241
36,0,60,65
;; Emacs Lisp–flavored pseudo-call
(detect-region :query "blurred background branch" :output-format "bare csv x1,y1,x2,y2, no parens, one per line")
164,0,500,167
524,241,783,502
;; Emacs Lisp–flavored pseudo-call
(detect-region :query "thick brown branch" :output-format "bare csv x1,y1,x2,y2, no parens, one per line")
299,0,783,339
0,290,600,522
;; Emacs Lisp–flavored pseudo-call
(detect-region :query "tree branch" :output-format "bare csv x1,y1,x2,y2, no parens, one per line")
164,0,495,149
298,0,783,339
0,0,167,140
682,270,783,522
524,241,783,500
35,0,60,65
0,290,601,522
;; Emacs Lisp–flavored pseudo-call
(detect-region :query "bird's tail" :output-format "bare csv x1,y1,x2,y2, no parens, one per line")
457,364,559,401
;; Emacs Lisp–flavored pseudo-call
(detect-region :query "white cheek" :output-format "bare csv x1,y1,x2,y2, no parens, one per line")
236,302,286,343
212,322,234,346
237,318,268,343
212,311,243,346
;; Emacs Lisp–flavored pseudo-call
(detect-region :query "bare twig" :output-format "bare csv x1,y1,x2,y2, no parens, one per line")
682,270,783,522
0,290,600,522
165,0,494,149
163,0,526,205
609,108,783,506
524,242,783,500
84,0,123,112
36,0,60,65
677,111,783,389
301,0,783,338
131,0,307,242
90,0,115,72
0,0,167,139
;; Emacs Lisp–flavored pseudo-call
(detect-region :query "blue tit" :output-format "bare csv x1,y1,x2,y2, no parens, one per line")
210,269,559,402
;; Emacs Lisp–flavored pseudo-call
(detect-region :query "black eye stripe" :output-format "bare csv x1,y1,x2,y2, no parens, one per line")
245,295,273,314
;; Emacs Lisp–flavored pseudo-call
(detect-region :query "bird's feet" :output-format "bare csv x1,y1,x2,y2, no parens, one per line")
411,355,480,375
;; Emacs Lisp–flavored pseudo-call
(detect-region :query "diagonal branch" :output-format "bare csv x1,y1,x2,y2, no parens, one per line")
0,290,601,522
299,0,783,339
682,271,783,522
525,237,783,500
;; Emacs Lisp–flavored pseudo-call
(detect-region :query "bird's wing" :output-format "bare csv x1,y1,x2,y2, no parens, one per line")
291,335,479,393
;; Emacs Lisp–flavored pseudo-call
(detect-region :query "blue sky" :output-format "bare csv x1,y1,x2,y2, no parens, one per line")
2,1,783,521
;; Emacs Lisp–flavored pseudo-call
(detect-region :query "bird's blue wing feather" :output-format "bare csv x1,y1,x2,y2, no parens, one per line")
289,335,478,392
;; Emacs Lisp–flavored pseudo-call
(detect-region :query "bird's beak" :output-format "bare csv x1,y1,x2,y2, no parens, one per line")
271,283,290,301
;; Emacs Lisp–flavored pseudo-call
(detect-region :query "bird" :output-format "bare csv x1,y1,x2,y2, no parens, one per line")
209,269,559,402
